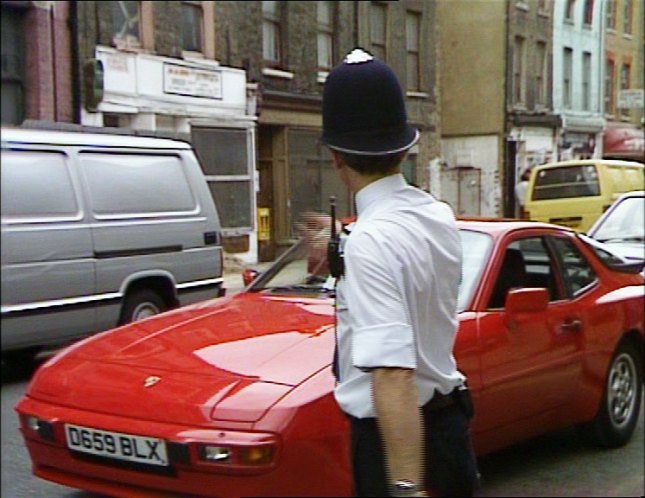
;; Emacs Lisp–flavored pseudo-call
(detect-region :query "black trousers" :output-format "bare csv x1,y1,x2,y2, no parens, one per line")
348,394,479,497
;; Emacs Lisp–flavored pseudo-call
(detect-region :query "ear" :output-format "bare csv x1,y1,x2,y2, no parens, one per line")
331,150,344,170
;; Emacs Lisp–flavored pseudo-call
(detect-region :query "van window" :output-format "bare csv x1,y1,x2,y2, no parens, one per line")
532,164,600,200
1,150,79,219
80,153,197,217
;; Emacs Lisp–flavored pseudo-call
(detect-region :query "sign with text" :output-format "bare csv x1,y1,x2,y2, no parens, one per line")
618,89,644,109
163,63,222,99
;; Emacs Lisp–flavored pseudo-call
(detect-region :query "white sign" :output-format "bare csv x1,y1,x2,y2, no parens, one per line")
618,89,644,109
163,63,222,99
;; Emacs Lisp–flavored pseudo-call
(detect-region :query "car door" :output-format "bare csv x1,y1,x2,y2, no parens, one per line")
476,234,584,433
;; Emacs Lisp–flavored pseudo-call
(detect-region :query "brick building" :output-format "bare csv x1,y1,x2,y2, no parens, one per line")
1,1,74,125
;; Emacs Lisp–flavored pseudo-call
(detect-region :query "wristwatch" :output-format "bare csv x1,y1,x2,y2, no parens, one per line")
390,479,418,497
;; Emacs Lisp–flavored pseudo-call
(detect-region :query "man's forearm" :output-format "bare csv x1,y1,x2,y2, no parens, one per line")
372,367,423,489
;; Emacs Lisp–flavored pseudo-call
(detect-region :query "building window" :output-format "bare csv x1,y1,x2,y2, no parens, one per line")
536,41,547,106
263,1,282,65
538,0,551,15
565,0,575,22
192,127,254,230
620,62,631,117
112,1,141,49
605,0,616,29
563,47,573,108
406,11,421,91
370,2,387,61
582,51,591,110
583,0,593,26
182,2,203,54
623,0,633,34
604,57,615,114
1,7,25,125
317,1,334,71
513,36,526,105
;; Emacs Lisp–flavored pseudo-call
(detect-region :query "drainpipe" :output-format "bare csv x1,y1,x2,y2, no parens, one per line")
69,0,81,123
503,0,516,218
50,2,57,120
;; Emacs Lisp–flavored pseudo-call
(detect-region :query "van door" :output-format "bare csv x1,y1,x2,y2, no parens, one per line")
0,148,96,351
77,149,222,330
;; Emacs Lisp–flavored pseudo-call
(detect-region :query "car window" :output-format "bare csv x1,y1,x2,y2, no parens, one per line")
532,164,600,200
488,236,560,309
549,236,598,297
589,196,645,242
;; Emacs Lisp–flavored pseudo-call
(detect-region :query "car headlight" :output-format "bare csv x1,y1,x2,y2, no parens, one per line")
20,414,55,442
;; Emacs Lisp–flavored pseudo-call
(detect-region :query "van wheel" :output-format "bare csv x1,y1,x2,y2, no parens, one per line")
119,289,167,325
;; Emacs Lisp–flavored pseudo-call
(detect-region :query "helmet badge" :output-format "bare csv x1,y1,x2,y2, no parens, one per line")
344,48,374,64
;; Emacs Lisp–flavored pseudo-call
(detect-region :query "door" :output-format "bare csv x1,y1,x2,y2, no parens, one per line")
476,235,583,432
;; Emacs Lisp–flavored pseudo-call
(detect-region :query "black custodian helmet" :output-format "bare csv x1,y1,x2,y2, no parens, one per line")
321,48,419,156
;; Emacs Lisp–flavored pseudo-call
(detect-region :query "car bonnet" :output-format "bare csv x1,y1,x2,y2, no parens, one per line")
26,294,336,424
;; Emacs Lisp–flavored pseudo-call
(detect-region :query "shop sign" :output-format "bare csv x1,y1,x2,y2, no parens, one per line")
163,63,222,99
618,89,644,109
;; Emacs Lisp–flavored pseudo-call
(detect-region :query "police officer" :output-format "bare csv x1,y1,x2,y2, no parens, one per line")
322,49,479,497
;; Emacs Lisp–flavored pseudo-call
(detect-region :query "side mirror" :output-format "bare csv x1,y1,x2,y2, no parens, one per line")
505,288,549,313
242,268,260,287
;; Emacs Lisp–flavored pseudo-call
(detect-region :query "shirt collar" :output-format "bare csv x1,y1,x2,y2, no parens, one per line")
355,173,407,218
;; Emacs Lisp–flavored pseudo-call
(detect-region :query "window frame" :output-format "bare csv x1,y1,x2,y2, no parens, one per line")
619,62,631,118
583,0,594,27
512,35,526,106
181,1,205,56
623,0,633,35
535,41,548,107
369,1,387,61
563,47,573,109
606,0,616,29
262,1,283,67
564,0,576,22
112,1,142,50
316,1,335,72
582,51,592,111
604,56,616,115
405,10,421,92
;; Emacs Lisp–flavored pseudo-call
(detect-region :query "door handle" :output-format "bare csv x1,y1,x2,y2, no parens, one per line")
560,319,582,333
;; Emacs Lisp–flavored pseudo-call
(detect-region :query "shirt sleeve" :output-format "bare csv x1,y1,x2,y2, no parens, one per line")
344,231,416,370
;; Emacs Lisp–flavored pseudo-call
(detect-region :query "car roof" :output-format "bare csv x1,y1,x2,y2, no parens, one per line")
456,217,570,236
1,127,192,150
532,159,644,169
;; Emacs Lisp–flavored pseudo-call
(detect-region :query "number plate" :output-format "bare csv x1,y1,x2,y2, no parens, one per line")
65,424,168,467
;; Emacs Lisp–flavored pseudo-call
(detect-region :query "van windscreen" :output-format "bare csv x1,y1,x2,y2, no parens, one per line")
532,165,600,200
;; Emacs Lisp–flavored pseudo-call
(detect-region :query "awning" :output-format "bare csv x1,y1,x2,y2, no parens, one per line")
603,124,644,160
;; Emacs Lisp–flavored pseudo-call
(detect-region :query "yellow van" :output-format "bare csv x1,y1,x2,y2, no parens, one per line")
524,159,644,232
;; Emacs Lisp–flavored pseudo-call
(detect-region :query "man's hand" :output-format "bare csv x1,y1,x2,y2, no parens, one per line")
372,367,424,495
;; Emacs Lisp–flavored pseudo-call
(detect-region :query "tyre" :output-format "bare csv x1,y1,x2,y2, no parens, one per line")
119,288,167,325
578,339,642,448
1,346,42,374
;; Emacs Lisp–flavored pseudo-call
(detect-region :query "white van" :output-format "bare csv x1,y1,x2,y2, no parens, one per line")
1,127,224,362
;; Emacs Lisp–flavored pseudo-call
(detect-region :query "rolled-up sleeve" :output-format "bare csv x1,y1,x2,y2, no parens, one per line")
344,232,416,370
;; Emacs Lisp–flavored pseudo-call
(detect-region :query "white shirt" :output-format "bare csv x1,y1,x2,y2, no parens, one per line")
515,180,529,207
334,174,465,418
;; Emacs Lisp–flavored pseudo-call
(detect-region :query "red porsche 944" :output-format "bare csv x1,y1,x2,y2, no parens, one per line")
16,220,644,497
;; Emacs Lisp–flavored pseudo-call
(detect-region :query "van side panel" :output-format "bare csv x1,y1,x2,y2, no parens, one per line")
1,149,96,351
77,149,223,330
